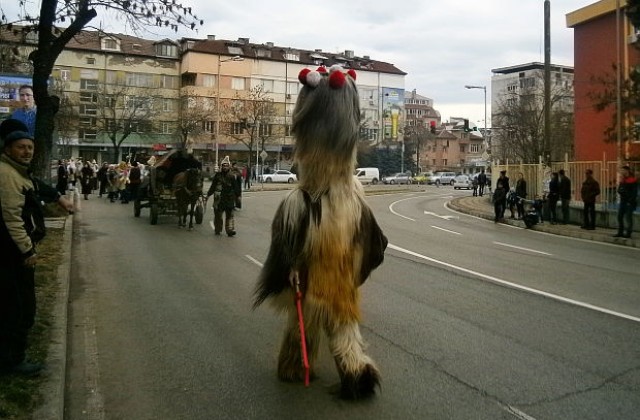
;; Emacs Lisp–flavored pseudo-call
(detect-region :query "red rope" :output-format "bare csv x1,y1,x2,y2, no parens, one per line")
295,283,310,387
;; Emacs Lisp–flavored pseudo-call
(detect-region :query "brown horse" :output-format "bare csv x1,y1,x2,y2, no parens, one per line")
173,168,203,230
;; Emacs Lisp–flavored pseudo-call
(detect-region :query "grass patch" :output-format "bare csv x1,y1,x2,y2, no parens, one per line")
0,226,65,419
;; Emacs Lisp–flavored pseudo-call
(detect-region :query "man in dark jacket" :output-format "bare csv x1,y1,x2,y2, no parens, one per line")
547,172,560,224
614,165,638,238
0,121,73,376
580,169,600,230
206,156,241,236
558,169,572,224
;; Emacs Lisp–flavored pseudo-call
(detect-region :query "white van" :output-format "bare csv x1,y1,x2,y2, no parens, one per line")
354,167,380,185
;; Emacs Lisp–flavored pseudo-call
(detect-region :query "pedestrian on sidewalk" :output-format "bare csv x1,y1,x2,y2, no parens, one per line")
515,172,527,219
613,165,638,238
547,172,560,224
0,123,73,377
580,169,600,230
559,169,572,224
493,180,507,223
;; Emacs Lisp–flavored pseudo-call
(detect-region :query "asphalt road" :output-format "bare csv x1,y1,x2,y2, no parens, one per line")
64,186,640,420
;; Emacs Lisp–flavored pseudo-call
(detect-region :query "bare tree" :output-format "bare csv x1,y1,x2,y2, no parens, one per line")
493,73,574,163
0,0,202,177
96,81,160,162
224,85,279,172
51,78,78,158
176,89,215,151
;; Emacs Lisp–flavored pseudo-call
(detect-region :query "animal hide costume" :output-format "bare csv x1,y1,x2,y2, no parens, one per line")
254,65,388,399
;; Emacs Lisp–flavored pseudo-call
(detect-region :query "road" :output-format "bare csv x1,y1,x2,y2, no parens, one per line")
64,186,640,420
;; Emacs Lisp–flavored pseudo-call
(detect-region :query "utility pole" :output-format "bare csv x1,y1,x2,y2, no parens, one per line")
544,0,552,165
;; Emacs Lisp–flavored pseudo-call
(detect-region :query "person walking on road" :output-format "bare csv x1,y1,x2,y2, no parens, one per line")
0,123,73,376
547,172,560,224
580,169,600,230
613,165,638,238
207,156,241,236
559,169,572,224
477,169,487,197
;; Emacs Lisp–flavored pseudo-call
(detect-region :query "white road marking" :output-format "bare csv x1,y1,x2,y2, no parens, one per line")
493,241,552,256
424,211,459,220
499,403,538,420
431,225,462,235
388,193,457,222
388,243,640,323
246,255,263,267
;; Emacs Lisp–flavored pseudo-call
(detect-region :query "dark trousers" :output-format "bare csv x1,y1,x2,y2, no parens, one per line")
617,202,635,236
561,198,570,224
548,197,558,223
214,207,235,235
494,201,505,222
0,263,36,368
479,184,485,196
583,202,596,229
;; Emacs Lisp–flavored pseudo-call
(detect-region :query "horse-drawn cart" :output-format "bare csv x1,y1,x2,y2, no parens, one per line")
134,157,205,227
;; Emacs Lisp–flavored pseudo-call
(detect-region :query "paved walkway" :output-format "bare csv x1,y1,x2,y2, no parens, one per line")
448,195,639,249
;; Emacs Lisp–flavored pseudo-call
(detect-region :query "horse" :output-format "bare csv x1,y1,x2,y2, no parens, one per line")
254,65,388,400
173,167,203,230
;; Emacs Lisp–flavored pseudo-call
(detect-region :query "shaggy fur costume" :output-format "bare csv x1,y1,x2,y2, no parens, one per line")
254,67,388,399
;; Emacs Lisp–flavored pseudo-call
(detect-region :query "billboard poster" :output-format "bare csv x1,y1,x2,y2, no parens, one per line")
0,75,33,117
381,87,405,140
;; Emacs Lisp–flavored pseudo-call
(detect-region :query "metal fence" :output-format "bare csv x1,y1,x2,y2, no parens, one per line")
492,158,640,211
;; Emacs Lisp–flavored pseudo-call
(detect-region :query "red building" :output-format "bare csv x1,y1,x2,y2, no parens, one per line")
567,0,640,161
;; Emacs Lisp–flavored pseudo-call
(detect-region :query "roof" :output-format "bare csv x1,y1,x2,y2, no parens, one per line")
185,38,407,75
566,0,627,28
491,62,574,75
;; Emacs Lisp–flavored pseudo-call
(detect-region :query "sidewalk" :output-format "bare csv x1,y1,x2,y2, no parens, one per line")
448,195,639,249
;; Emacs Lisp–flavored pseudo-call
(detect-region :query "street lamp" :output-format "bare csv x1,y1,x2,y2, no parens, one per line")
464,84,488,166
215,55,244,168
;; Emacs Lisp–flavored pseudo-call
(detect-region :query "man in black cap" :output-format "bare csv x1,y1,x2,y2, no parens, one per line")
0,119,73,376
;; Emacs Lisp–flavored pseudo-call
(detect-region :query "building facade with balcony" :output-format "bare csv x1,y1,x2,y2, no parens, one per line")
0,29,407,166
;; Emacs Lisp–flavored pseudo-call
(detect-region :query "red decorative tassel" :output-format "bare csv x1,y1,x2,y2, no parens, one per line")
298,68,311,85
329,71,346,89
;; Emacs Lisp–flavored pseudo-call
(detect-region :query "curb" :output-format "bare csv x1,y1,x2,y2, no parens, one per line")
448,197,639,249
34,202,75,419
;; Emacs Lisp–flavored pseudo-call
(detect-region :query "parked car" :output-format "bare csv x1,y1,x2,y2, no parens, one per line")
382,172,413,185
428,171,457,186
453,174,474,189
413,172,433,185
354,167,380,184
258,170,297,183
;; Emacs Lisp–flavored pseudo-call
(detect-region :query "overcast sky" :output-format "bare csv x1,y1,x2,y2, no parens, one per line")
3,0,594,125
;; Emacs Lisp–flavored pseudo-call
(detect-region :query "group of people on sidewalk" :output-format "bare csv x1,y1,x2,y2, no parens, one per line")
490,166,637,238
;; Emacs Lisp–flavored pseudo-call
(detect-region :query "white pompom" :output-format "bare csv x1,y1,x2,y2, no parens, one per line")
329,64,344,74
306,71,322,87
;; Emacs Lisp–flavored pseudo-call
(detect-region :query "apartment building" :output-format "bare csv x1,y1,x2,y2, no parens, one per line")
0,29,407,165
491,62,574,162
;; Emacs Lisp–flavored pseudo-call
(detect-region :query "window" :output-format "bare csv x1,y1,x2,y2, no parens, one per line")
232,122,244,135
470,144,480,153
202,74,216,88
260,79,274,92
79,104,97,115
78,129,97,140
285,125,292,137
259,123,272,137
228,46,243,55
125,96,152,110
80,79,99,91
161,122,173,134
232,77,245,90
160,75,178,89
442,159,448,166
155,43,178,57
58,68,71,81
79,92,98,103
126,72,154,87
284,51,300,61
182,73,196,87
287,82,300,95
86,57,96,65
79,117,97,127
255,49,271,58
202,121,214,133
104,95,117,108
163,98,175,112
106,70,118,85
460,145,466,153
102,38,120,51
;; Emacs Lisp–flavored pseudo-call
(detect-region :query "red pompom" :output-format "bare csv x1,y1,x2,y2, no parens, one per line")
347,69,357,80
329,71,346,89
298,68,311,85
316,66,328,74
